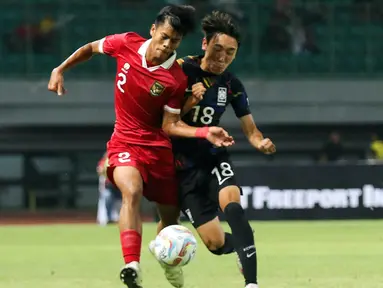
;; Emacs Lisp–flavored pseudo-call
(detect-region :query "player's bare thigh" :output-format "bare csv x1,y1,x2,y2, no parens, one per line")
113,166,144,199
218,185,241,211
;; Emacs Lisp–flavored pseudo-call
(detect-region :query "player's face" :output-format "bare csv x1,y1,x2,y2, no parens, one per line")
201,33,238,75
149,21,183,64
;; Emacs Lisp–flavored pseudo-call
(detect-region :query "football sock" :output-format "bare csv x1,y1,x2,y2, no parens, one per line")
209,232,235,255
224,202,257,285
120,229,142,264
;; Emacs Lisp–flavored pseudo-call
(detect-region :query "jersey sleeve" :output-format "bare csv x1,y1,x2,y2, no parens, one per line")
99,33,126,57
230,77,251,118
164,78,187,114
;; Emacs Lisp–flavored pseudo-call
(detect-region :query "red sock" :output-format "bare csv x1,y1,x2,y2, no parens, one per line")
120,230,142,264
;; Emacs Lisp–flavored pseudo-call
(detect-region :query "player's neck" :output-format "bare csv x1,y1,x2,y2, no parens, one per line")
146,46,165,67
200,57,222,75
200,57,213,74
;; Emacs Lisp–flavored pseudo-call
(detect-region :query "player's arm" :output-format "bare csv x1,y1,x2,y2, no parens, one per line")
181,82,206,116
48,34,124,95
162,111,233,147
239,115,275,154
231,78,276,154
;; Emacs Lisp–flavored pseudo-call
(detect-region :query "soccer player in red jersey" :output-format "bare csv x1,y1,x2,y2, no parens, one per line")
47,5,234,288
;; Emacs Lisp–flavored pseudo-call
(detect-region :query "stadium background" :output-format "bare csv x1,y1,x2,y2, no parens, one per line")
0,0,383,222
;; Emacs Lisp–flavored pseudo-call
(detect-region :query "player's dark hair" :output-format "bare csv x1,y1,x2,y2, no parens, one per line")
202,11,241,46
155,5,197,36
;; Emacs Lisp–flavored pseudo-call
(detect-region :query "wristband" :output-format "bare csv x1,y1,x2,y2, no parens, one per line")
195,127,209,138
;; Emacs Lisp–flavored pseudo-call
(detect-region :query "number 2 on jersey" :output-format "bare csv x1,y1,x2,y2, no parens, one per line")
117,73,127,93
191,106,215,125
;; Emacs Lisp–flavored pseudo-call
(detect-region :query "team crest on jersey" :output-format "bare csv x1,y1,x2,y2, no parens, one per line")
150,81,165,97
217,87,227,106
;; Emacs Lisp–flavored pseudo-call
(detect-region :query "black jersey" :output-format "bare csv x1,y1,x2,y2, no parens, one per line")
172,55,251,170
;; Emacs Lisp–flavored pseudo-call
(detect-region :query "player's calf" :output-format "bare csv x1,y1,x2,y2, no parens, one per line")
219,186,258,286
196,217,235,255
224,202,258,285
112,166,144,266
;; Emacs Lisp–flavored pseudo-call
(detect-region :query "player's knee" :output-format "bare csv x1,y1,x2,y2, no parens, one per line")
121,190,141,208
203,236,225,252
119,181,142,209
114,167,143,208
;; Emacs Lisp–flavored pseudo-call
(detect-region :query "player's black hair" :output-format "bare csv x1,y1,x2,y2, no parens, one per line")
201,11,241,46
155,5,197,36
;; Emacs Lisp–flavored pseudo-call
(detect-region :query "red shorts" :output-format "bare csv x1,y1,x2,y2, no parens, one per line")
106,139,178,206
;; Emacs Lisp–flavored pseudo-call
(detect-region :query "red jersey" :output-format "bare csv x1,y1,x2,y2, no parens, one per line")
99,32,187,148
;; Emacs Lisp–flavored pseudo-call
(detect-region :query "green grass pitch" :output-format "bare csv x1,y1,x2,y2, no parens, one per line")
0,220,382,288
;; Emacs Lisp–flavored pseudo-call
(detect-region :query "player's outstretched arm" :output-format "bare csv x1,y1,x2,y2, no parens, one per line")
48,40,103,95
240,114,276,154
162,111,234,147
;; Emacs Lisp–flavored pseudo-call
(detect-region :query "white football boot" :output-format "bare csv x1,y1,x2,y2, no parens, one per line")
245,284,259,288
119,261,143,288
149,240,184,287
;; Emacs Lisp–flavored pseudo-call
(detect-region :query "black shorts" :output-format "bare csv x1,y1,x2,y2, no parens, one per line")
177,152,241,228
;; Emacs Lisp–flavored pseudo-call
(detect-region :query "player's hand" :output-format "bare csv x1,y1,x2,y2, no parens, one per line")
256,138,276,154
206,127,235,147
48,67,66,96
191,82,206,103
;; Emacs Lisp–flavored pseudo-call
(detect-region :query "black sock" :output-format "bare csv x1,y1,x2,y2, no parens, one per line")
224,202,257,285
209,232,235,255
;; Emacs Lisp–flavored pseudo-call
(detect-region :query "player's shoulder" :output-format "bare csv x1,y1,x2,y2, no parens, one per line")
176,55,199,67
176,55,203,78
169,57,187,81
224,71,245,91
118,32,146,44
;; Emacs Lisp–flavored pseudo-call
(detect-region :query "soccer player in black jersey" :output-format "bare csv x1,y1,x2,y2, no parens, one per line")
166,11,275,288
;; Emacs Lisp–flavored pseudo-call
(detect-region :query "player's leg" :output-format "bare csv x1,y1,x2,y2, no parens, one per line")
219,185,258,287
112,166,144,288
178,168,235,255
211,154,258,287
156,203,180,234
113,166,143,255
195,216,235,255
145,148,184,288
107,144,148,288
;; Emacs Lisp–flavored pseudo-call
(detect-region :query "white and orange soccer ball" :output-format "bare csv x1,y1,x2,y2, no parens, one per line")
152,225,197,267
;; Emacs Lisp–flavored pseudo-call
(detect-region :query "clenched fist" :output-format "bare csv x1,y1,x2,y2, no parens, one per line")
191,82,206,102
256,138,276,154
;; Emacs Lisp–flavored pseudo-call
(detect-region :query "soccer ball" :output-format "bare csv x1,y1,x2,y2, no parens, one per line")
152,225,197,267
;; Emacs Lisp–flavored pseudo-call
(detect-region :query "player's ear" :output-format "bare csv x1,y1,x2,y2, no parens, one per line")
150,24,156,37
201,37,207,51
